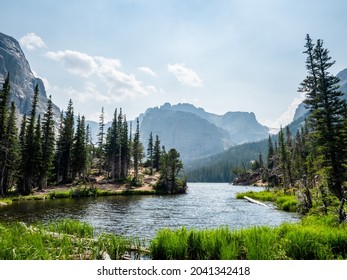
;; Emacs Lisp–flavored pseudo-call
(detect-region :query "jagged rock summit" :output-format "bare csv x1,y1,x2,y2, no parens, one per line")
0,32,60,117
139,103,269,161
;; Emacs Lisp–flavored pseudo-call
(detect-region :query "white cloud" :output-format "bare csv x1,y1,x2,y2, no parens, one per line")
263,92,306,128
19,33,47,51
168,63,203,87
137,66,157,77
46,50,153,99
46,50,97,77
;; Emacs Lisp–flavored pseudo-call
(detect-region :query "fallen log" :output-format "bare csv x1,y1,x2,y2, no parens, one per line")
244,196,269,208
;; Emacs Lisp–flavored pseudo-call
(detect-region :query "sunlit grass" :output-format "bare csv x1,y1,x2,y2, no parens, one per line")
0,219,139,260
150,215,347,260
236,190,297,212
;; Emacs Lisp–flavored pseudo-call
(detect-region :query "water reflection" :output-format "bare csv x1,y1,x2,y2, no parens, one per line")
0,183,300,240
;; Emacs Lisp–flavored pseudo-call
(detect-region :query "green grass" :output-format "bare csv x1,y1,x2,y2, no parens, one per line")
149,214,347,260
2,215,347,260
236,190,297,212
0,219,139,260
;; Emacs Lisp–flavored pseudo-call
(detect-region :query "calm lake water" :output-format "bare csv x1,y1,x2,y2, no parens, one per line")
0,183,300,240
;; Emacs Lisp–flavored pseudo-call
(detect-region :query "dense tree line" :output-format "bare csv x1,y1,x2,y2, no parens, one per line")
262,35,347,220
186,140,268,182
0,78,185,196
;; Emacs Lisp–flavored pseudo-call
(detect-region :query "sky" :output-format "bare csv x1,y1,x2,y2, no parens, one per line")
1,0,347,128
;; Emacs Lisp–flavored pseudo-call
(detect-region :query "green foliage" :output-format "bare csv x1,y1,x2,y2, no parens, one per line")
18,84,39,194
45,219,94,238
0,219,138,260
156,148,187,194
187,139,268,182
71,115,87,179
236,190,297,212
150,216,347,260
55,99,74,184
276,196,297,212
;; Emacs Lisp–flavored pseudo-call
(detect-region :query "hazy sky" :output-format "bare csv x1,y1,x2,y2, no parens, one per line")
1,0,347,127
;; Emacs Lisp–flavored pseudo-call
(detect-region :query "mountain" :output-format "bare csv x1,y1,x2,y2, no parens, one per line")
0,32,60,118
138,103,269,162
293,68,347,121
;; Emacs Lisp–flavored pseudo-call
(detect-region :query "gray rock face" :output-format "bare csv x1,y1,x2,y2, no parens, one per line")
139,103,269,161
0,32,60,117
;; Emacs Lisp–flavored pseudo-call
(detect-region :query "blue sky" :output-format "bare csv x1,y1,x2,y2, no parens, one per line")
1,0,347,127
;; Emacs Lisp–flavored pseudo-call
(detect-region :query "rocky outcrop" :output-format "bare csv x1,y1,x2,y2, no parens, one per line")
0,32,60,118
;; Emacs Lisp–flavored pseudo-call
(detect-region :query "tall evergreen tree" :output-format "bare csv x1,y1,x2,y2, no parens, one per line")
33,115,43,186
105,109,118,179
97,107,105,174
301,36,347,200
120,115,130,178
38,96,55,190
147,132,154,174
0,73,10,137
0,102,18,195
153,134,161,171
55,99,74,183
133,118,140,182
0,74,11,195
71,115,87,179
19,84,39,194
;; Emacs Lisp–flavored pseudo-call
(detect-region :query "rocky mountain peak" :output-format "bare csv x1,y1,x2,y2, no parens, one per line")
0,32,60,117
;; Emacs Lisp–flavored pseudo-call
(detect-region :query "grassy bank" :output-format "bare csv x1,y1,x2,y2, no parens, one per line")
149,215,347,260
236,190,297,212
2,215,347,260
0,219,145,260
0,185,156,205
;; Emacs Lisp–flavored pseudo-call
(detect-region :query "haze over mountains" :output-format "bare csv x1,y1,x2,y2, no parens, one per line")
1,31,347,165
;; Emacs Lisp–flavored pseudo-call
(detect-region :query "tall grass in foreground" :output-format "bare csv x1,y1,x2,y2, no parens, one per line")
0,219,136,260
149,215,347,260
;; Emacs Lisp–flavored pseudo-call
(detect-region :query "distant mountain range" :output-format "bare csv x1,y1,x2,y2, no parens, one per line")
138,103,269,161
2,31,347,168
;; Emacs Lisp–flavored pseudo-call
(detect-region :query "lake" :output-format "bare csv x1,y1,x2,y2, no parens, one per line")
0,183,300,240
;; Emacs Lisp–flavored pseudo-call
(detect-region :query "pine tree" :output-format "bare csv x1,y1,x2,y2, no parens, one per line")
105,109,118,179
0,74,11,195
153,135,161,171
97,107,105,174
301,36,347,200
116,109,123,179
147,132,154,174
71,115,86,179
278,127,288,189
39,96,55,190
19,84,39,194
133,118,140,182
33,115,43,187
54,111,64,183
0,73,10,137
0,102,19,195
120,115,129,178
55,100,74,183
266,135,274,167
158,148,185,194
